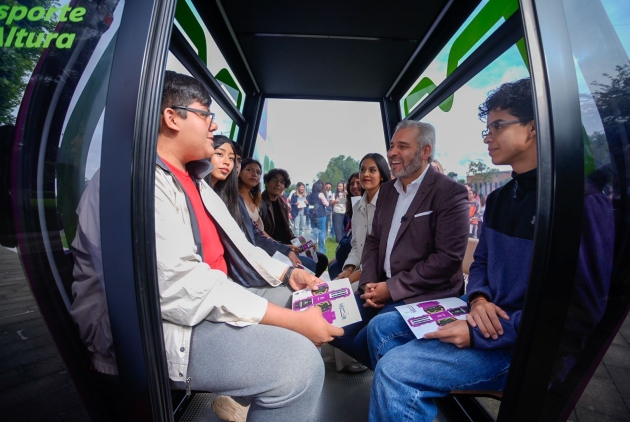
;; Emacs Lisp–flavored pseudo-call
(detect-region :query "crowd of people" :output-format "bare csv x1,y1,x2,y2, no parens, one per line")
68,71,610,422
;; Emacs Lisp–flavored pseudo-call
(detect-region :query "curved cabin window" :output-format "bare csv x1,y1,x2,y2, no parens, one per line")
541,1,630,419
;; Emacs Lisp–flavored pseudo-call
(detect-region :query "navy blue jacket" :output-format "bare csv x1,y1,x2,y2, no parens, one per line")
467,168,613,350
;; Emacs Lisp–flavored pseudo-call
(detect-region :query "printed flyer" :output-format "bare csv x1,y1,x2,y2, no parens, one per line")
291,278,361,328
291,233,318,262
396,297,469,339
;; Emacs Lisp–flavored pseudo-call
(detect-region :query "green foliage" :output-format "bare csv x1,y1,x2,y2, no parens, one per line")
447,171,457,179
315,155,360,185
0,0,60,125
592,63,630,140
324,238,337,262
466,160,498,183
457,179,466,184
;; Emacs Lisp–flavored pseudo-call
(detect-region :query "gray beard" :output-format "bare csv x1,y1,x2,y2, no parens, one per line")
393,152,423,180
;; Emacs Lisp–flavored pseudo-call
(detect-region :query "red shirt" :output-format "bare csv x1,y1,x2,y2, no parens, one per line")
163,159,228,275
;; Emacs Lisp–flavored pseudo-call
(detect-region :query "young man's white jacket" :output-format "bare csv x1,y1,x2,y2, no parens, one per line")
155,159,289,382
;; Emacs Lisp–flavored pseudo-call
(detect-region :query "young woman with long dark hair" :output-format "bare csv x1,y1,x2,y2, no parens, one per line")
335,153,391,284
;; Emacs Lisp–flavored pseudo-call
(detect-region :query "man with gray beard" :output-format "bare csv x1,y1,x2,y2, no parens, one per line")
330,120,470,367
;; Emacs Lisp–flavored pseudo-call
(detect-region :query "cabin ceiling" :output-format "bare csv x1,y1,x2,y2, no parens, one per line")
211,0,481,100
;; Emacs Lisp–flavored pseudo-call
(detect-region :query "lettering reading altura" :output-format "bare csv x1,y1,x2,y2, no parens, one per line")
0,4,87,49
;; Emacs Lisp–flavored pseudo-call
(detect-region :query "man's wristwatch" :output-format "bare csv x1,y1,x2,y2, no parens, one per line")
282,267,295,286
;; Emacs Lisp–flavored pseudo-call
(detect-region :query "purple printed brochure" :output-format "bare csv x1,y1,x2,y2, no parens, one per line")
291,278,361,328
395,297,469,339
291,233,318,263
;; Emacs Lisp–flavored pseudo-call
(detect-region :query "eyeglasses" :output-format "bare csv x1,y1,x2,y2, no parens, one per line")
172,106,215,127
482,118,532,139
270,177,286,186
244,167,262,176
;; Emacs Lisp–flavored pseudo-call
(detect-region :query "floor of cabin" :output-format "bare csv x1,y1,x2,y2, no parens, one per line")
1,246,629,421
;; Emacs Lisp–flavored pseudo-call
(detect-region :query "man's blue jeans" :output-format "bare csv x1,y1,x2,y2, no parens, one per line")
311,217,327,253
329,293,403,367
367,312,513,422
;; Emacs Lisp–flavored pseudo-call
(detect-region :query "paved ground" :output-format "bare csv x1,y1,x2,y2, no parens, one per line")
1,246,629,421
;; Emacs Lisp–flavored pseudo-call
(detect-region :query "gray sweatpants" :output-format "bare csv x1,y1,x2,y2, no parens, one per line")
185,285,325,422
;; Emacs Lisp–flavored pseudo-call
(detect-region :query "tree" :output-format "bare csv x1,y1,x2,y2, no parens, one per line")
447,171,458,179
315,155,360,185
467,160,498,183
0,0,60,125
591,62,630,148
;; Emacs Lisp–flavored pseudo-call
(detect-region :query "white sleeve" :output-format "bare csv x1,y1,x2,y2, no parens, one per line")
155,170,268,327
344,209,362,270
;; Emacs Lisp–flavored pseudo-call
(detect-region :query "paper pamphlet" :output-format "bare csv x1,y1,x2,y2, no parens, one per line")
297,197,306,208
396,297,469,339
291,278,361,328
271,251,315,275
291,234,318,263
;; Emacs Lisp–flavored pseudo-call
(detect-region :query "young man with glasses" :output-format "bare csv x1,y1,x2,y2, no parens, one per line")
261,169,330,276
154,71,343,421
367,75,614,421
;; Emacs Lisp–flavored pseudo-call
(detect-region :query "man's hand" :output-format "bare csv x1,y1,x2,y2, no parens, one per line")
466,299,509,340
294,307,344,346
287,251,303,267
288,268,320,291
360,282,391,308
424,320,470,348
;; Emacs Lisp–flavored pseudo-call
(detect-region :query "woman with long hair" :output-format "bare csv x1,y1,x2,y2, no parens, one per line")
335,153,391,284
308,180,329,254
209,140,319,276
238,158,264,231
328,172,362,279
205,136,244,231
290,182,308,236
344,172,362,226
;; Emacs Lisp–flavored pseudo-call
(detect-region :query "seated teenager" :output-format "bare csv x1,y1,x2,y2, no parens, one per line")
207,137,318,275
366,78,609,421
328,172,361,279
151,71,342,421
261,169,329,277
238,158,265,231
334,153,391,286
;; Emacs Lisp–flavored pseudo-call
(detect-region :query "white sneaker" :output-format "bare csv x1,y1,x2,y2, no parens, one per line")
211,395,249,422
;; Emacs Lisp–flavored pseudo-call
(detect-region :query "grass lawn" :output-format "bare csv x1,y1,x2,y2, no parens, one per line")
324,237,338,262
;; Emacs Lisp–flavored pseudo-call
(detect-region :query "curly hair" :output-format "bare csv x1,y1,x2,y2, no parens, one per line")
263,169,291,188
478,78,534,123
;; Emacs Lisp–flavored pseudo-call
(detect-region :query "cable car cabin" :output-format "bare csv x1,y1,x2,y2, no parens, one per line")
2,0,629,420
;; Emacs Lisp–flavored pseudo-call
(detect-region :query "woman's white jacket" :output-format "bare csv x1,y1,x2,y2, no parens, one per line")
343,190,379,271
